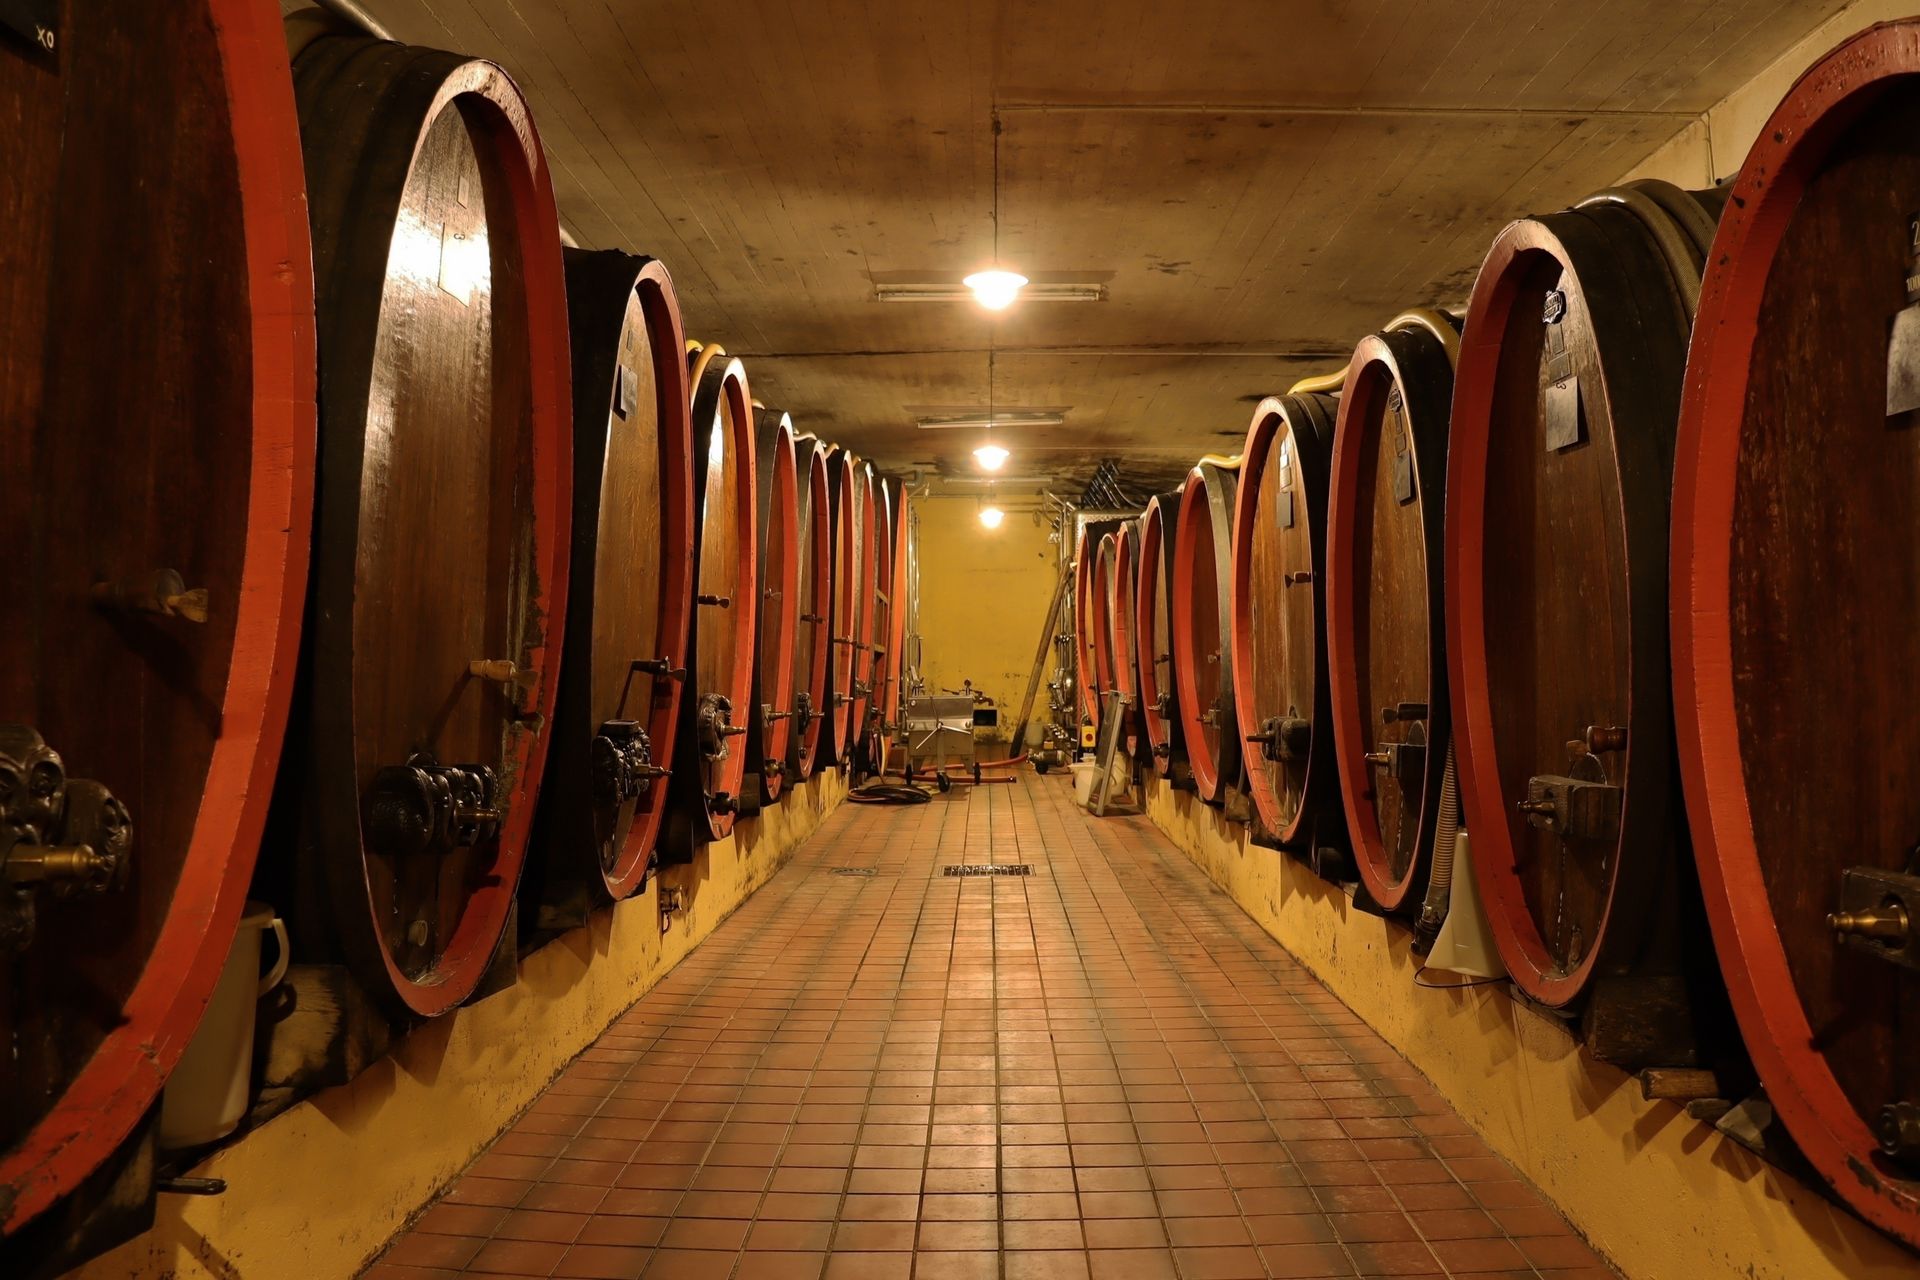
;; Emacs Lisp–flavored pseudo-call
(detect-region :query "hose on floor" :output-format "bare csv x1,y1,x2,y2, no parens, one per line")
848,782,933,805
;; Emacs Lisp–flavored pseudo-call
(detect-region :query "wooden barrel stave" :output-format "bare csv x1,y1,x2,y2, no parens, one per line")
1672,19,1920,1246
1447,190,1718,1058
747,410,799,806
786,437,832,780
669,353,759,846
1110,521,1144,759
1171,465,1239,802
526,250,692,921
1136,490,1188,779
1229,394,1344,851
0,0,313,1237
1327,327,1456,914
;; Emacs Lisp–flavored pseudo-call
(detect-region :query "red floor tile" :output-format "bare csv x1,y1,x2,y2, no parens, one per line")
368,774,1612,1280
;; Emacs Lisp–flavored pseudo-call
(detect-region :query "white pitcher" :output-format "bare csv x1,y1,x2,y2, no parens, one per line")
159,901,290,1149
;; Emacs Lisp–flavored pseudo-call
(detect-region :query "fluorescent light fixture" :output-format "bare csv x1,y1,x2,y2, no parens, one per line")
979,505,1006,529
916,411,1066,431
962,269,1028,310
974,443,1010,471
875,283,1104,304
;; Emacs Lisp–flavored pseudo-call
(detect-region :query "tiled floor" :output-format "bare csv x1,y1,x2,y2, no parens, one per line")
369,773,1614,1280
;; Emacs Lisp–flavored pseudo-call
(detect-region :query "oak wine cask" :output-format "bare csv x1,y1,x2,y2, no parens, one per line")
745,409,798,807
1446,177,1724,1064
1227,394,1344,858
786,436,833,781
0,0,313,1242
1136,490,1189,781
525,250,692,923
287,34,571,1018
665,347,759,849
1325,315,1458,916
1671,18,1920,1247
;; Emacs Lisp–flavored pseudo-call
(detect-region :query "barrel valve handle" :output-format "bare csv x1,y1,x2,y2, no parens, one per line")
696,593,732,609
92,569,209,623
633,657,688,682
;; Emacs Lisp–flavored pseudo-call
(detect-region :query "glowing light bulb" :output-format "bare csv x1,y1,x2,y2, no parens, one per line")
962,269,1028,311
974,443,1010,471
979,505,1006,530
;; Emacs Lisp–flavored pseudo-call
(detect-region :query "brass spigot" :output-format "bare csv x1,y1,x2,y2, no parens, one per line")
1829,902,1910,943
4,844,116,888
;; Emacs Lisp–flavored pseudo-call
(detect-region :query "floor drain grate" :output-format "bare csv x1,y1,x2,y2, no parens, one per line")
831,867,878,877
943,864,1033,877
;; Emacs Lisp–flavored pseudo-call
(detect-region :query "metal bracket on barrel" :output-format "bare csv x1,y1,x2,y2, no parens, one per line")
1830,861,1920,973
0,725,132,953
1364,704,1428,782
1246,715,1311,764
1517,736,1620,843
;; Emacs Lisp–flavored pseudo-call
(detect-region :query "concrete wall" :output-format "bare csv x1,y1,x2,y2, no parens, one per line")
913,497,1061,744
78,772,846,1280
1625,0,1915,185
1142,780,1916,1280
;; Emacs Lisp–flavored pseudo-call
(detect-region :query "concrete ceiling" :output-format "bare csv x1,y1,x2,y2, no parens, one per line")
345,0,1850,498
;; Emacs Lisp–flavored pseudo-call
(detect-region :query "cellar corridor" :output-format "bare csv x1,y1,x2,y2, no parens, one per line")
369,777,1605,1280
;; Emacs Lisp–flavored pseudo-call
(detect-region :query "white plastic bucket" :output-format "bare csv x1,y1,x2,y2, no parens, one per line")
1070,761,1099,807
159,900,289,1148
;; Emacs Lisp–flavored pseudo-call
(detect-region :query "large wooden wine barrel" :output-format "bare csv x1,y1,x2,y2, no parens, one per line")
823,447,863,766
668,348,759,846
1136,490,1188,777
1110,521,1144,759
787,436,832,781
1671,20,1920,1247
1073,526,1107,737
846,461,880,765
747,410,799,806
526,250,692,921
1325,316,1457,914
1172,463,1240,802
877,476,914,747
1228,395,1342,847
0,0,313,1238
290,35,570,1018
1092,534,1119,712
1446,180,1721,1038
863,478,895,769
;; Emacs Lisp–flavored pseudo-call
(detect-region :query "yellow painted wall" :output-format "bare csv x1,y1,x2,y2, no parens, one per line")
914,498,1060,744
1143,780,1916,1280
76,771,846,1280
